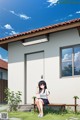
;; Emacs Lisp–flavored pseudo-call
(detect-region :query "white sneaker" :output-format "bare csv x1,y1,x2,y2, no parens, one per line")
38,114,41,117
38,114,43,118
40,114,43,118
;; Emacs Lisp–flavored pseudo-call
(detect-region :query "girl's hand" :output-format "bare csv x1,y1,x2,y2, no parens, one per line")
36,94,40,99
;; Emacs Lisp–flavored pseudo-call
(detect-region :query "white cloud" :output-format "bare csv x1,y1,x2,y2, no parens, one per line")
68,14,73,17
19,14,31,20
62,54,72,62
10,10,15,14
74,52,80,62
10,10,31,20
9,31,19,35
47,0,59,7
0,54,8,62
4,24,13,30
76,11,80,14
62,52,80,69
74,52,80,69
3,23,18,36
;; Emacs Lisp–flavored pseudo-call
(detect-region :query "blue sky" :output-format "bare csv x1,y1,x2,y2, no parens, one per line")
0,0,80,61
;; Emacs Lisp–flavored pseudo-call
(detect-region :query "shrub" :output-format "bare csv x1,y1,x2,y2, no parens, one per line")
4,88,22,111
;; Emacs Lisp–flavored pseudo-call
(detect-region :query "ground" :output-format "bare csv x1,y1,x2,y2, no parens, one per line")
9,111,80,120
0,105,80,120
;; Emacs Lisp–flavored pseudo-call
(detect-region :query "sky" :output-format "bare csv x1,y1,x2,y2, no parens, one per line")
0,0,80,62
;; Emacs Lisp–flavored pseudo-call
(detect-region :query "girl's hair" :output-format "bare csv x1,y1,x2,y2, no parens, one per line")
38,80,47,93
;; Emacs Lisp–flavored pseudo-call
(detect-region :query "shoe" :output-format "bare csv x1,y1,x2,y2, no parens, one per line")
38,113,41,117
40,114,43,118
38,113,43,118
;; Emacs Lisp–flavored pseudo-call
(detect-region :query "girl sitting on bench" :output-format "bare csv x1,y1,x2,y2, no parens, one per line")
35,80,50,117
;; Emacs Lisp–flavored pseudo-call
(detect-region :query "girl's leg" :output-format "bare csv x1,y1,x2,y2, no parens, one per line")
38,99,44,116
35,99,41,113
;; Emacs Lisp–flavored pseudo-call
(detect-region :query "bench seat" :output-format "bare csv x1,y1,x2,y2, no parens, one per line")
33,103,66,112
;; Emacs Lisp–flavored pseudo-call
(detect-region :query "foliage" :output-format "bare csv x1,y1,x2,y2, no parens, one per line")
32,96,36,99
73,96,79,99
4,88,22,111
62,64,80,76
62,64,72,76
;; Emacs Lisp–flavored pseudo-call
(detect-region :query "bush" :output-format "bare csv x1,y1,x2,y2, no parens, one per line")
4,88,22,111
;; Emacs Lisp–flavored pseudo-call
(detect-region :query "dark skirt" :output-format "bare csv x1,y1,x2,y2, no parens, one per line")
41,98,49,105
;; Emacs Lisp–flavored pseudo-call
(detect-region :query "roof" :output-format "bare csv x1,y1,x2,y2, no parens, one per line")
0,18,80,50
0,59,8,70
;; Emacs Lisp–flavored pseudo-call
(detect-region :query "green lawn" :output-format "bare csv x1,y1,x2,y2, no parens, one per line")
8,111,80,120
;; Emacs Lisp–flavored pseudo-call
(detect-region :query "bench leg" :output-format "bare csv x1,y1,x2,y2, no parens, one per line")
34,104,36,112
61,106,65,112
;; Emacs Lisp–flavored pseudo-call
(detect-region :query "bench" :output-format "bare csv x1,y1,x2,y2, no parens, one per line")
33,98,66,112
33,103,66,112
33,98,78,112
66,104,78,113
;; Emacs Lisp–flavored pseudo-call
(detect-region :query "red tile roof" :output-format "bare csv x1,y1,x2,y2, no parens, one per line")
0,59,8,70
0,18,80,43
0,18,80,51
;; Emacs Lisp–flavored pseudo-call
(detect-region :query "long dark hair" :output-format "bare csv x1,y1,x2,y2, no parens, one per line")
38,80,47,93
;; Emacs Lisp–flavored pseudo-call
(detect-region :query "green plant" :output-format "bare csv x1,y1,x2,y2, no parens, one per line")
32,96,36,99
4,88,22,111
73,96,79,99
73,96,79,113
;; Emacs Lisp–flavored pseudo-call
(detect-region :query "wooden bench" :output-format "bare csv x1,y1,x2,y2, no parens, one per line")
33,98,78,112
66,104,78,113
33,103,66,112
33,98,66,112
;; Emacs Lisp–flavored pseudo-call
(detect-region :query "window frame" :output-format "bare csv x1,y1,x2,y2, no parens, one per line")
60,44,80,78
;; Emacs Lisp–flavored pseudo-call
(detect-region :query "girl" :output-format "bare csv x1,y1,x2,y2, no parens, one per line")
35,80,50,117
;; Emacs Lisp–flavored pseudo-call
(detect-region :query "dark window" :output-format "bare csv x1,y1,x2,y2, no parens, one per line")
61,45,80,77
0,72,3,79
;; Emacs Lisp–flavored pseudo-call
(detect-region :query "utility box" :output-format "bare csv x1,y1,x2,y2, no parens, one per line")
0,112,9,120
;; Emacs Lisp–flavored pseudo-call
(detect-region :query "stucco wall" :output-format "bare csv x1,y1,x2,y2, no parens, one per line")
8,28,80,104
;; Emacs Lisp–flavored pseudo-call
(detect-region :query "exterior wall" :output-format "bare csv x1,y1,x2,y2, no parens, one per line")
8,28,80,104
0,68,8,80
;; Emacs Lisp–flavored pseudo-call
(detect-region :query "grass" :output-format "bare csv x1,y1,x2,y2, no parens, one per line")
8,110,80,120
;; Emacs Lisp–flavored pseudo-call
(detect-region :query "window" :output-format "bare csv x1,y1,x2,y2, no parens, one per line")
61,45,80,77
0,72,3,79
74,47,80,75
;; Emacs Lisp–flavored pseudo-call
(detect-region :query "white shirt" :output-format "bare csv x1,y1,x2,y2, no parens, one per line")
37,89,50,99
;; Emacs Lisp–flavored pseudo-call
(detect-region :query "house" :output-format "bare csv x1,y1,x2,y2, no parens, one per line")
0,19,80,105
0,59,8,103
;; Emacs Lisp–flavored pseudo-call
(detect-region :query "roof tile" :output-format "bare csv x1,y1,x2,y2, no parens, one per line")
0,18,80,42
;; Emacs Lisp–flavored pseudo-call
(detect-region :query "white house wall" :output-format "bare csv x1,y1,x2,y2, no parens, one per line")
8,28,80,104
